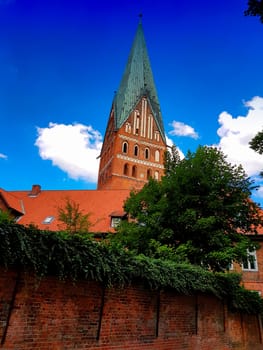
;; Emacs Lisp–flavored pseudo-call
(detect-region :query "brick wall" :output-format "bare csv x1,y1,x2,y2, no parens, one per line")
0,268,262,350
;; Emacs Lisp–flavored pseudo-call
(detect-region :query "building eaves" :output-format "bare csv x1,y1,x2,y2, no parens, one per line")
0,188,24,215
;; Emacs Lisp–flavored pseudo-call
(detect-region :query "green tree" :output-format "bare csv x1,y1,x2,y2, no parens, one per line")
249,130,263,154
249,130,263,176
164,144,181,177
0,209,14,224
245,0,263,23
57,198,91,235
112,178,170,256
113,146,262,271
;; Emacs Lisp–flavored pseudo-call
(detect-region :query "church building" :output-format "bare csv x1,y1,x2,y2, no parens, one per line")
97,21,166,191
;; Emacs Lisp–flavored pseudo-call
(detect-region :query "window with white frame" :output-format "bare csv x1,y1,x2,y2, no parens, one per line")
242,249,258,271
111,217,121,228
227,262,234,271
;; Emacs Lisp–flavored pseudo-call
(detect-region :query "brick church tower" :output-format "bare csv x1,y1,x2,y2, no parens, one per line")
97,21,166,190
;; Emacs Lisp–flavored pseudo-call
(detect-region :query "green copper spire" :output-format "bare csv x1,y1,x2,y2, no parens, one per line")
114,22,165,141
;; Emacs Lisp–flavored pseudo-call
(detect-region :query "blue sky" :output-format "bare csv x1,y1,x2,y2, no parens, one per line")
1,0,263,205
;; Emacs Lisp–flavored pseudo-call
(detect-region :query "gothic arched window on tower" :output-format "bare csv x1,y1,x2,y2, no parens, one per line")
155,150,160,162
147,169,152,180
132,165,137,177
122,141,128,154
123,163,129,176
145,148,150,160
134,145,139,157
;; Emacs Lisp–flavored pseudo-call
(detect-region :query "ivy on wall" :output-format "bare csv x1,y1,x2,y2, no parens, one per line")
0,222,262,315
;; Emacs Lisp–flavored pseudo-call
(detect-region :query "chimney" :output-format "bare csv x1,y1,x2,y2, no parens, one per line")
29,184,41,197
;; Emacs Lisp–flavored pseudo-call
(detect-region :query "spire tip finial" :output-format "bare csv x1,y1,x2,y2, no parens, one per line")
138,13,143,23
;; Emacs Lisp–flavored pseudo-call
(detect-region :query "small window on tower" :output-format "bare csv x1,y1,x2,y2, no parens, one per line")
145,148,150,160
122,141,128,154
134,145,139,156
155,150,160,162
132,165,137,177
154,171,159,180
147,169,152,179
123,163,129,176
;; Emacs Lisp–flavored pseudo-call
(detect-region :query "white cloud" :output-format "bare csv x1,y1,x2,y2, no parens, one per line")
215,96,263,204
35,123,102,183
0,153,7,160
169,121,199,139
165,135,185,159
215,96,263,177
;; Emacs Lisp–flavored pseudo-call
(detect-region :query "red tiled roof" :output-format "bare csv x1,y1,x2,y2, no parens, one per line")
3,187,263,237
7,189,130,233
0,188,24,214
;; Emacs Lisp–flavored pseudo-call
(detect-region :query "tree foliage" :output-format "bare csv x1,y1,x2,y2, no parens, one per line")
0,209,15,224
249,131,263,176
245,0,263,22
57,197,91,234
164,144,181,176
249,130,263,155
112,146,262,271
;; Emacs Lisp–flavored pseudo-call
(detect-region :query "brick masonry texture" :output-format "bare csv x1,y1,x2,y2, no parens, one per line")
0,268,262,350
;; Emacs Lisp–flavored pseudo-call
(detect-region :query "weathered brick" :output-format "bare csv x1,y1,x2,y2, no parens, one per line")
0,268,262,350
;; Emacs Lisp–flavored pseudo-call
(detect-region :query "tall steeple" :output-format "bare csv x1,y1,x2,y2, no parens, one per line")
97,22,166,190
114,22,165,142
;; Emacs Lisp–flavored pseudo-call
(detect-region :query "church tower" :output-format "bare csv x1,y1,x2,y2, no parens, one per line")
97,21,166,190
